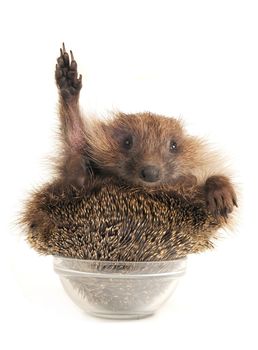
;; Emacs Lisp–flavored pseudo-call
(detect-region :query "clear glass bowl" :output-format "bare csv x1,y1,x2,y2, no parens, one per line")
53,256,187,319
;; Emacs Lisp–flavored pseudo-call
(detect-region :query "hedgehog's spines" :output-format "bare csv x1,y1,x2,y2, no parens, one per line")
20,179,228,261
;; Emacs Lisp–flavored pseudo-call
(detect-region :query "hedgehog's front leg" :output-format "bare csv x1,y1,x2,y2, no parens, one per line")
55,43,84,148
55,43,90,188
204,175,238,218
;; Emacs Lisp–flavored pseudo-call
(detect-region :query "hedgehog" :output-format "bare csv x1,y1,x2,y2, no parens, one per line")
20,44,238,261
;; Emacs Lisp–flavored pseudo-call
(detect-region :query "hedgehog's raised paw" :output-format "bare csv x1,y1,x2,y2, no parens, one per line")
204,175,238,219
55,43,82,102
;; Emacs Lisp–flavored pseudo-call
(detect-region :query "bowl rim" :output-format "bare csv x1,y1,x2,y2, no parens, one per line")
53,255,187,279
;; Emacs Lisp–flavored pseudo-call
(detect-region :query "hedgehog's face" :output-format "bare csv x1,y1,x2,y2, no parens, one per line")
89,112,203,187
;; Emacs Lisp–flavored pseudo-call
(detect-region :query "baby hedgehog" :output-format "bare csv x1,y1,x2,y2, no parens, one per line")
55,44,237,217
20,44,238,261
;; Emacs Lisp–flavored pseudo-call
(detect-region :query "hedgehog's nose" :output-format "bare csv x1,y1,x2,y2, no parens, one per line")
140,166,160,183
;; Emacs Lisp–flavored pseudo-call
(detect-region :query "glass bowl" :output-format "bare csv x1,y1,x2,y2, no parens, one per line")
53,256,187,319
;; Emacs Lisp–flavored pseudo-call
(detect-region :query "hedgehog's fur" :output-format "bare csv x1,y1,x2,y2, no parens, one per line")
19,44,237,261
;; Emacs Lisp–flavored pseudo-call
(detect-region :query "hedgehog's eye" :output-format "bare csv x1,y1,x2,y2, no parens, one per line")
170,140,177,152
123,135,133,150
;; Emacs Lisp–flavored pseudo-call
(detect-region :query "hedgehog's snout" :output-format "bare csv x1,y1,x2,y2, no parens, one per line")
140,165,160,183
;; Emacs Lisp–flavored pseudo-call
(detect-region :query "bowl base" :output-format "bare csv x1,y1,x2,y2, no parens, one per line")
87,311,154,320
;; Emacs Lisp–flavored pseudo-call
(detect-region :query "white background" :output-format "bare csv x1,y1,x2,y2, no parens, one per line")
0,0,257,349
